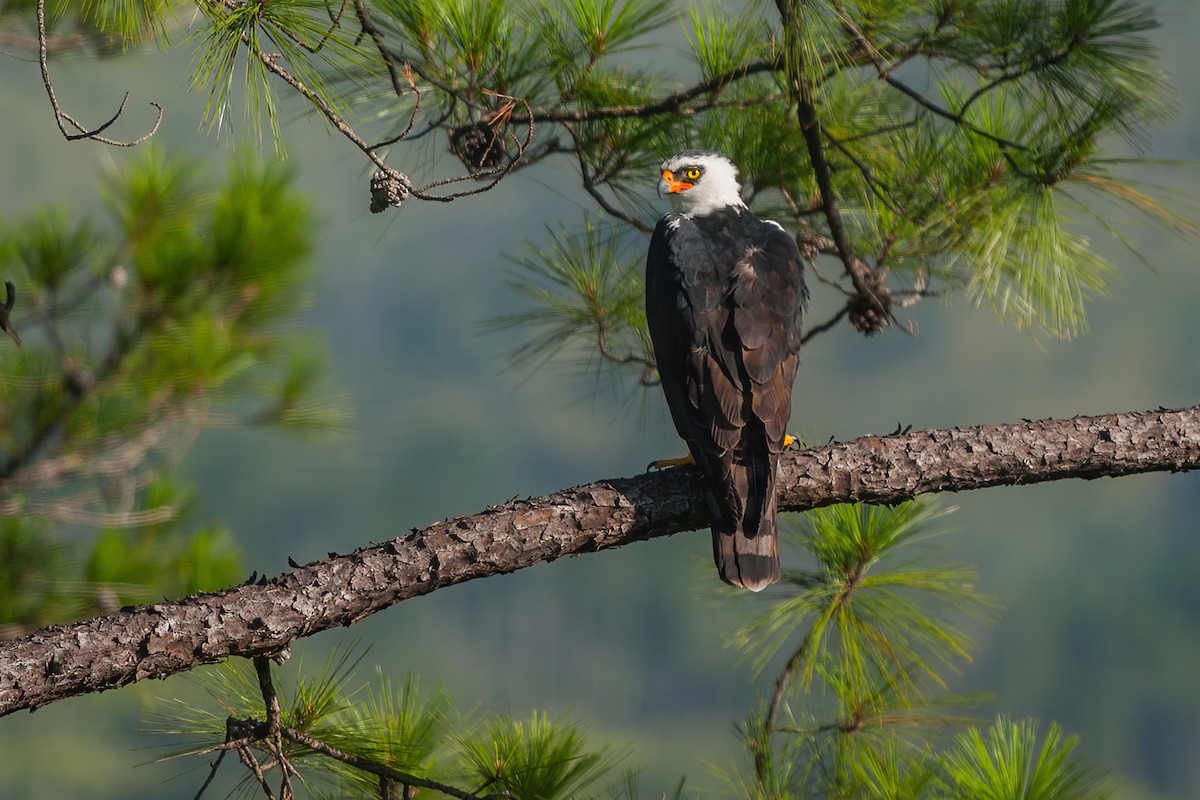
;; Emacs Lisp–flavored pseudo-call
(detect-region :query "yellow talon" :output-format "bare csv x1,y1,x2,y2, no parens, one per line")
648,453,696,471
784,434,797,448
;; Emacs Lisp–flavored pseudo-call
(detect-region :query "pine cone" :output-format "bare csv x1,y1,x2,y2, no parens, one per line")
449,121,507,173
847,269,893,336
370,170,409,213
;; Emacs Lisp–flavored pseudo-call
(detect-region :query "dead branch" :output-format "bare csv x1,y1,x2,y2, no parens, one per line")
36,0,162,146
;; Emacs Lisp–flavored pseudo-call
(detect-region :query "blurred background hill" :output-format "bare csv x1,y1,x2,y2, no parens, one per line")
1,1,1199,797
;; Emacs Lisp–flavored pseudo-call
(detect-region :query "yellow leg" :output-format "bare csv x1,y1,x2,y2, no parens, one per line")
647,453,695,471
784,434,798,448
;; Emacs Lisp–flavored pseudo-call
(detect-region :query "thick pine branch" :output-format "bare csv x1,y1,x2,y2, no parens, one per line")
2,406,1198,717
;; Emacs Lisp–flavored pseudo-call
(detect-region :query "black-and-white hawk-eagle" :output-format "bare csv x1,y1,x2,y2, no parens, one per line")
645,150,807,591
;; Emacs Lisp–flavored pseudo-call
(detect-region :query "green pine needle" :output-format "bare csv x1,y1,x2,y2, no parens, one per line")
686,0,768,81
76,0,171,45
732,500,997,695
457,710,622,800
558,0,675,61
940,716,1114,800
485,217,652,381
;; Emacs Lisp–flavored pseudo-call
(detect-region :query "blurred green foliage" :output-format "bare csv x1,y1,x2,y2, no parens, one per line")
0,150,342,634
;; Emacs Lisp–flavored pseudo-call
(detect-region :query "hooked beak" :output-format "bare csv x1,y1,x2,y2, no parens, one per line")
661,169,693,194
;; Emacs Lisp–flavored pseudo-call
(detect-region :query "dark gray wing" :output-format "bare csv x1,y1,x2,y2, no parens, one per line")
646,211,805,590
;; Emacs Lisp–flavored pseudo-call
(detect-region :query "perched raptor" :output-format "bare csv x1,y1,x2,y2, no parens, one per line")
645,151,806,590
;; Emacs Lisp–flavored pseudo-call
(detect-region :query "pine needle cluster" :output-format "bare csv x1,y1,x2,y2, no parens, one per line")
0,151,345,635
719,501,1108,800
153,646,627,800
19,0,1189,356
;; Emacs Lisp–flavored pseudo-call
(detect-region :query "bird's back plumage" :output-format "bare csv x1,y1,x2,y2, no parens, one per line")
646,200,806,591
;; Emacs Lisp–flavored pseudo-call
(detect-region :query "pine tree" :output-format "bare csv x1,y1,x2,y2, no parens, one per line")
0,0,1196,798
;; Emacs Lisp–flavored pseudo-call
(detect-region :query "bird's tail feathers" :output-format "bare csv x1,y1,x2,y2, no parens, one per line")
708,452,780,591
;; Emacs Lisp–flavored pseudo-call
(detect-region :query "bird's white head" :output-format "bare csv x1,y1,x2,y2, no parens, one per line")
659,150,746,217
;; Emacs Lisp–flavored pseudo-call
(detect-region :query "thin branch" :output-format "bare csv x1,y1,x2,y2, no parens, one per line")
251,21,527,207
763,574,861,734
829,0,1025,152
563,123,652,233
596,325,658,386
800,305,850,344
252,655,293,798
957,46,1076,118
279,726,506,800
752,576,863,787
254,657,281,734
353,0,407,100
3,406,1198,717
410,90,534,202
823,128,897,212
274,741,295,800
256,42,522,205
837,118,918,145
776,0,893,327
352,0,428,152
273,0,346,54
508,58,781,126
255,49,397,177
36,0,162,146
237,741,278,800
880,73,1025,151
193,747,228,800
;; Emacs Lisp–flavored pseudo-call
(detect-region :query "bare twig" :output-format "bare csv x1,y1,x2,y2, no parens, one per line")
508,58,782,127
275,0,346,54
257,44,535,207
562,123,652,233
197,709,495,800
256,50,395,174
237,740,278,800
795,65,892,326
837,118,917,146
880,73,1025,151
253,655,294,798
829,0,1025,152
800,251,853,295
800,305,850,345
36,0,162,146
410,90,534,202
279,726,507,800
957,46,1076,118
596,325,658,386
193,747,228,800
353,0,409,101
823,128,897,212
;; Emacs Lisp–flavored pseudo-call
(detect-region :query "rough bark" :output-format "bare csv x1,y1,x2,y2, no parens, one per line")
2,405,1198,717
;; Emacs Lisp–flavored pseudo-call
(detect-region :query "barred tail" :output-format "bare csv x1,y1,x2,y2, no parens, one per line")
706,451,780,591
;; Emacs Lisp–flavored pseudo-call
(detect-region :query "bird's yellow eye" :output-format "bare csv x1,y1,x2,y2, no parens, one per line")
685,167,702,180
